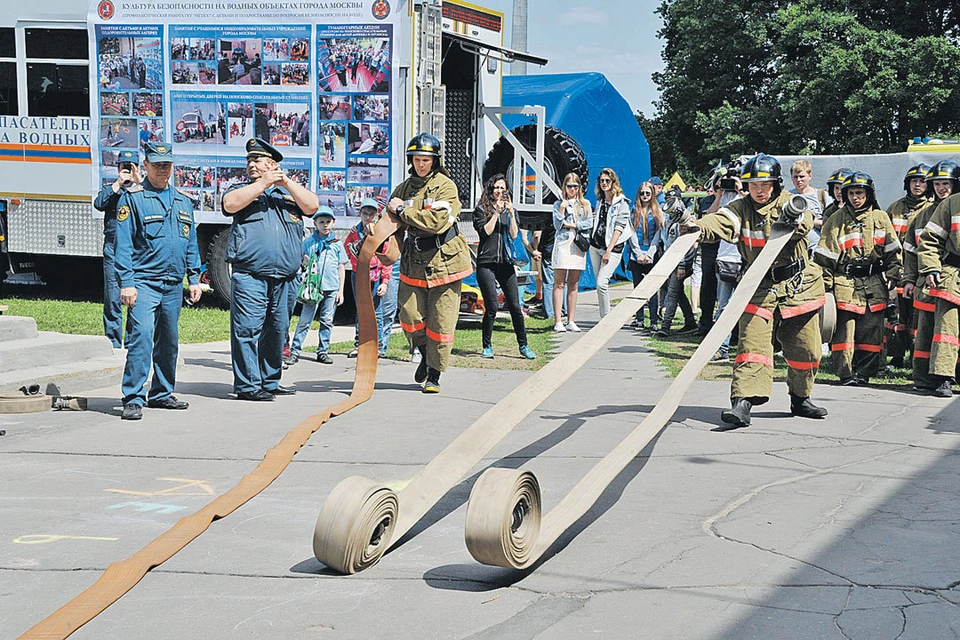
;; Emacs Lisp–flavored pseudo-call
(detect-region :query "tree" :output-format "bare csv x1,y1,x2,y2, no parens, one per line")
643,0,960,175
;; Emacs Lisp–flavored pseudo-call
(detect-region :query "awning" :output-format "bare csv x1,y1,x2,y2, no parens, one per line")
442,31,548,66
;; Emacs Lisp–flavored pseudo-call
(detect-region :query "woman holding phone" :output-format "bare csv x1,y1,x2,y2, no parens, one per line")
551,172,593,332
473,175,535,359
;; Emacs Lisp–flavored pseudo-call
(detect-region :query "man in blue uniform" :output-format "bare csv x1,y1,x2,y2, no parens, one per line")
115,142,202,420
94,149,140,348
222,138,319,401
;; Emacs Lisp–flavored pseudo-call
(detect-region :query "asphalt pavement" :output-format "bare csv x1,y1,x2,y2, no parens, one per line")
2,291,960,639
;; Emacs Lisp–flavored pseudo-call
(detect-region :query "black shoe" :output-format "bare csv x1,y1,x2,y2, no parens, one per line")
121,403,142,420
840,377,859,387
912,385,935,395
790,394,828,419
677,321,698,334
147,396,189,410
414,346,428,383
423,368,441,394
283,353,299,366
889,356,904,368
934,379,954,398
720,397,752,429
236,389,275,402
653,328,670,338
317,352,333,364
267,385,297,396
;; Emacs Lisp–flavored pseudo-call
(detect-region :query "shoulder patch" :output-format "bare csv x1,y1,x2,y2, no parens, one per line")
117,205,130,222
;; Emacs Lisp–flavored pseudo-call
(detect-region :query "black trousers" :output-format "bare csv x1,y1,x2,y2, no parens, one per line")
698,241,719,330
477,262,527,349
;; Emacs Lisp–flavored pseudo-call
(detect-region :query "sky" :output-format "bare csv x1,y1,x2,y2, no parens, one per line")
479,0,665,116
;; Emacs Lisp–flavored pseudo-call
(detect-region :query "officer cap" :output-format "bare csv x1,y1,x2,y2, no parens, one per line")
315,205,335,220
245,137,283,162
359,197,380,213
117,149,139,165
144,142,172,163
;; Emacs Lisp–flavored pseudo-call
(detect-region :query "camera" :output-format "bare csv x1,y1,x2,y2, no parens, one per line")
715,159,743,191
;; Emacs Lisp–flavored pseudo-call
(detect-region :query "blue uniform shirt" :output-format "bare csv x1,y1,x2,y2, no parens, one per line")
114,183,201,288
302,231,348,291
93,185,123,254
223,184,306,278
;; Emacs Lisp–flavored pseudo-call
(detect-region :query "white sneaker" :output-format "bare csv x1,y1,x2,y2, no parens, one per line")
566,321,581,332
553,322,567,332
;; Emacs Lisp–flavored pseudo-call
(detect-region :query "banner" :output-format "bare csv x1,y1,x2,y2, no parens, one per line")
88,0,400,224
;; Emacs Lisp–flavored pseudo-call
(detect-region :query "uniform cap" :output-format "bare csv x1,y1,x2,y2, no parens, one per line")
245,137,283,162
359,198,380,212
117,149,139,165
649,176,663,186
315,205,335,220
143,142,172,163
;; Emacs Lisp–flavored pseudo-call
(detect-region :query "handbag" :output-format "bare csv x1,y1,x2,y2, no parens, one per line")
716,259,742,284
502,233,526,266
573,228,591,252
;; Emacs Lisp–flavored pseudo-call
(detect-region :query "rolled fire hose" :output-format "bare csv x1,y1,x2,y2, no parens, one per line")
819,291,836,344
20,218,402,640
462,223,809,568
312,232,702,574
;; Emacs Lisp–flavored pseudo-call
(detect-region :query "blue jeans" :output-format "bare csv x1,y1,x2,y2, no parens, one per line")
714,274,737,356
230,271,293,393
291,290,338,355
540,254,566,320
660,270,694,331
379,262,400,354
628,260,660,326
351,272,384,355
121,279,183,406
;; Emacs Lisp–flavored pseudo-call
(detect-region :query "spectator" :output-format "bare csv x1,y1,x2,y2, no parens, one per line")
552,172,593,332
530,223,564,322
789,160,826,253
221,138,319,401
286,206,347,366
650,176,665,206
344,198,391,358
93,149,140,349
654,187,698,337
626,181,663,331
472,175,536,360
705,184,745,362
114,142,202,420
589,168,631,319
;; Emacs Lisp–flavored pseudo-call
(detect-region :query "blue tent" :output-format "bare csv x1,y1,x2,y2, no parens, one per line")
500,72,651,291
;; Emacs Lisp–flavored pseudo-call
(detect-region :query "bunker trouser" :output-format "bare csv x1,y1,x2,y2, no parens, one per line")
930,298,960,380
831,308,884,381
887,294,914,363
399,280,462,372
913,300,936,389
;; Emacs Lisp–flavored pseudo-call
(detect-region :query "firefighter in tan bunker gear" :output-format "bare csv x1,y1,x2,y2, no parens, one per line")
916,176,960,398
902,161,959,394
690,153,828,429
387,133,471,394
886,164,932,368
814,172,901,385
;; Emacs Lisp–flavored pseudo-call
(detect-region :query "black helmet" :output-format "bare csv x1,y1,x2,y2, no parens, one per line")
840,171,877,208
903,163,931,191
740,153,782,198
925,160,960,184
406,132,441,159
826,167,854,187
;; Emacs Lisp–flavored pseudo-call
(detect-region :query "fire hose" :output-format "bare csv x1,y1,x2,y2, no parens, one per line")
463,222,802,568
19,219,401,640
311,231,702,574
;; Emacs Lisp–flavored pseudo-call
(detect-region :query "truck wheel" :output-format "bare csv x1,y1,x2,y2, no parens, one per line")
208,229,232,308
482,124,588,211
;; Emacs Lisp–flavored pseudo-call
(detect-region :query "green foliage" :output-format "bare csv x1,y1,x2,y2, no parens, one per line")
639,0,960,175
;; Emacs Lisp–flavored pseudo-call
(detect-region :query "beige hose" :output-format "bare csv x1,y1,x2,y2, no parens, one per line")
463,225,803,568
312,232,702,573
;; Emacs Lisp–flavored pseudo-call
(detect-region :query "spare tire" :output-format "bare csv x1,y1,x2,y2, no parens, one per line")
207,229,232,308
482,125,587,229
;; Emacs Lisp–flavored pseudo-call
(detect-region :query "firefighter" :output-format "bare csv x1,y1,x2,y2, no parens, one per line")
820,167,853,224
902,161,959,394
814,172,901,385
886,164,932,368
93,149,140,349
221,138,319,401
916,165,960,398
386,133,471,394
688,153,828,429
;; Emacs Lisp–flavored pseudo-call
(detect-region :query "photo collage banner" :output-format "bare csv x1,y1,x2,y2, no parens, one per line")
88,0,400,224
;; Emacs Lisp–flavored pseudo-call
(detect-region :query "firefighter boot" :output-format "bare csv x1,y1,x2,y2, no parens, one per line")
790,394,828,419
414,345,428,383
423,367,441,394
720,397,752,429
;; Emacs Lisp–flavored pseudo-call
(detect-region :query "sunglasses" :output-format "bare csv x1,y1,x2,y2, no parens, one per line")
565,183,579,188
599,178,612,184
639,191,651,196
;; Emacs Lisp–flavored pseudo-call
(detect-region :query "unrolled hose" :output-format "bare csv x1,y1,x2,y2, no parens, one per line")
464,225,807,568
312,232,702,573
19,216,403,639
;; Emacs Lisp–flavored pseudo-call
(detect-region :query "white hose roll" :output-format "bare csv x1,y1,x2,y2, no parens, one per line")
464,468,541,569
313,476,399,574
